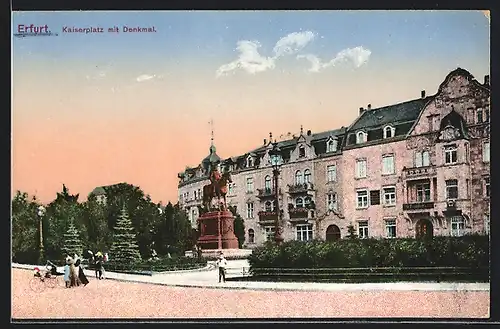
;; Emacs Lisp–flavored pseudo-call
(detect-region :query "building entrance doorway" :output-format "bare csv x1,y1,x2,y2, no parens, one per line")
326,224,341,241
415,218,434,239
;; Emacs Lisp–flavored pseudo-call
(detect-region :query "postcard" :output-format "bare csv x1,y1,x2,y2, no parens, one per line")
11,10,490,320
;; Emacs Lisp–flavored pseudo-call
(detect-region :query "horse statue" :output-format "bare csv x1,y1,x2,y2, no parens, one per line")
202,171,232,211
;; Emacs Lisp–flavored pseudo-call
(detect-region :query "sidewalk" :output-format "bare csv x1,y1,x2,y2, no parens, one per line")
12,262,490,292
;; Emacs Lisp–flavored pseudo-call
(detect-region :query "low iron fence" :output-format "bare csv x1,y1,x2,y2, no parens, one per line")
240,266,489,283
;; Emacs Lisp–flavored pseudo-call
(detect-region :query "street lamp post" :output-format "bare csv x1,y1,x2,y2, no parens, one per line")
269,142,284,245
37,205,46,263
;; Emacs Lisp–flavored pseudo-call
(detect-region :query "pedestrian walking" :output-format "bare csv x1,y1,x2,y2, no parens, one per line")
74,258,89,286
64,256,71,288
95,254,103,280
216,253,227,283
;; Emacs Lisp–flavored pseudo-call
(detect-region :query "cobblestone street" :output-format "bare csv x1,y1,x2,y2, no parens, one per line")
12,268,489,319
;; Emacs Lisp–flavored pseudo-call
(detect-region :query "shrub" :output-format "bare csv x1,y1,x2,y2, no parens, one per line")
248,235,489,270
99,256,207,274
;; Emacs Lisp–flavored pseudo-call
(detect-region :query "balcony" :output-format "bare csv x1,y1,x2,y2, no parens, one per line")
257,188,281,199
258,211,278,224
402,166,436,179
402,201,435,212
184,198,202,206
288,207,310,219
288,182,315,195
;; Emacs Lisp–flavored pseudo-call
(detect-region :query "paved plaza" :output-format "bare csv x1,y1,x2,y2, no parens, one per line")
12,261,489,319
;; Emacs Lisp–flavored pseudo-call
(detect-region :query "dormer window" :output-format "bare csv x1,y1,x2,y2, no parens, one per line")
383,125,395,139
247,156,254,168
299,146,306,158
326,138,338,152
356,131,367,144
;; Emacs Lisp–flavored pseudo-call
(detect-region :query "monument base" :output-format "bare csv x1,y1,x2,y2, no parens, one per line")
197,210,239,250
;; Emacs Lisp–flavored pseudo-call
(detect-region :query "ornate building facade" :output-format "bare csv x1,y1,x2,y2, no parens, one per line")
177,68,490,247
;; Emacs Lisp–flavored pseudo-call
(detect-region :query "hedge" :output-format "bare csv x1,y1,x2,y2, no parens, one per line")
86,256,207,275
248,235,489,271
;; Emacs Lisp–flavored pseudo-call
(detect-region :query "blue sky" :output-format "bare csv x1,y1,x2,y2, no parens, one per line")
13,10,489,71
12,10,490,204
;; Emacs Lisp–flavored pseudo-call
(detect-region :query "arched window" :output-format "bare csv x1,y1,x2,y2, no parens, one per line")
264,175,272,190
304,169,311,183
296,197,304,208
248,229,255,243
265,201,272,212
304,196,312,208
295,170,303,185
383,125,395,139
356,131,367,144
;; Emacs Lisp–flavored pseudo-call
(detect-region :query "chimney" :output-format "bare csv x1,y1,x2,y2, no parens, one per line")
367,104,372,110
307,130,312,136
263,138,267,145
484,75,490,85
421,90,426,98
359,107,365,116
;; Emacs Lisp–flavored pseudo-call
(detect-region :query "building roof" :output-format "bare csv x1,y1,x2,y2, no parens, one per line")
349,98,430,131
202,145,221,163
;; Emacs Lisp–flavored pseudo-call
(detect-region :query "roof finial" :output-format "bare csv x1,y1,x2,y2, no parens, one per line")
209,118,214,146
300,125,304,135
269,132,273,140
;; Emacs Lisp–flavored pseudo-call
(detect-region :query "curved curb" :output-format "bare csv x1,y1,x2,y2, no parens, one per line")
12,264,489,292
153,263,216,275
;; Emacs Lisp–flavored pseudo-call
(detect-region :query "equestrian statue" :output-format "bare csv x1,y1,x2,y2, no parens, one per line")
203,165,232,211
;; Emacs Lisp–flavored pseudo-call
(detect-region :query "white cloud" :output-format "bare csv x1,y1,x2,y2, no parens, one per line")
136,74,156,82
216,31,315,78
297,46,372,73
273,31,316,57
216,40,275,77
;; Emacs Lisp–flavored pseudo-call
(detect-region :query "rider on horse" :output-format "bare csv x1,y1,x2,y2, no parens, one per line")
209,165,222,193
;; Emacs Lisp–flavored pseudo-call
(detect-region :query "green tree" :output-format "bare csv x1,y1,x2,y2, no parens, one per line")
11,191,40,264
81,195,110,252
109,206,142,264
152,202,192,256
62,221,83,257
103,183,162,258
228,205,245,248
44,185,87,261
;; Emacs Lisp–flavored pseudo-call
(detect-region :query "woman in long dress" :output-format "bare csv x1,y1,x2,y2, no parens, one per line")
68,257,79,287
74,259,89,286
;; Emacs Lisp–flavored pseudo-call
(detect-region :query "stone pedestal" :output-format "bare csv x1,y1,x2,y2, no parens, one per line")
197,210,239,250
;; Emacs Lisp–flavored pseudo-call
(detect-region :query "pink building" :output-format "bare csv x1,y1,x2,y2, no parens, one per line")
178,68,490,247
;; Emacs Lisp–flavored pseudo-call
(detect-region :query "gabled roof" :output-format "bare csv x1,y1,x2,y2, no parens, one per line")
349,98,430,131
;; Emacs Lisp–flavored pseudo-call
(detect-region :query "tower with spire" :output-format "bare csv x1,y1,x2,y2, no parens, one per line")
202,118,221,175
